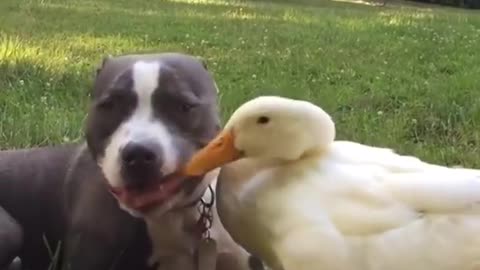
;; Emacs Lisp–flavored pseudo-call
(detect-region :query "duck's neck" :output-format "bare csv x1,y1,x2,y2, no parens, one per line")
244,146,330,169
222,146,330,189
300,146,330,160
218,157,281,189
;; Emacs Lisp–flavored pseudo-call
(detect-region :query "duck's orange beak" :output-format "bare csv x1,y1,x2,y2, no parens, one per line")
183,130,243,176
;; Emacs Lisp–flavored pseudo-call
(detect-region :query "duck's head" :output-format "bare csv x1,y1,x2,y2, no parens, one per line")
183,96,336,176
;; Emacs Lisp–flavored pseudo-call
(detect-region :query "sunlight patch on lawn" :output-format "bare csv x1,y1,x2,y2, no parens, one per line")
0,34,137,74
379,10,435,19
0,35,67,70
408,12,435,18
223,7,274,21
385,15,414,25
281,9,317,24
336,18,376,30
379,12,434,26
222,6,314,25
331,0,384,6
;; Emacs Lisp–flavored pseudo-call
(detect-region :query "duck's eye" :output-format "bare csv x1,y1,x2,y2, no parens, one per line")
256,116,270,125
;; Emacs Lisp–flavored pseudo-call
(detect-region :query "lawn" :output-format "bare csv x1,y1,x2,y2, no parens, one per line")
1,0,480,167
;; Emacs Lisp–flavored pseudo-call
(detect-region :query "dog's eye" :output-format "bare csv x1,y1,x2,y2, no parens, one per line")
97,94,122,111
97,96,115,110
179,102,196,113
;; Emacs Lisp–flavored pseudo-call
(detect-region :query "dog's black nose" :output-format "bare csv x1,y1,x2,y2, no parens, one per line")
121,142,162,189
122,142,156,166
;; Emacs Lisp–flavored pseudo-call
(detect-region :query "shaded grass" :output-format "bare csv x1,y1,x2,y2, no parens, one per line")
1,0,480,166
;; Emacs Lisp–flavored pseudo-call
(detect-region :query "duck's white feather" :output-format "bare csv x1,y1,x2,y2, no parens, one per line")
217,141,480,270
330,141,480,214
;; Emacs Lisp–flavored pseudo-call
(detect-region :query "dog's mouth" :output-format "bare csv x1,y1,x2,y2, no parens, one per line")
108,173,203,213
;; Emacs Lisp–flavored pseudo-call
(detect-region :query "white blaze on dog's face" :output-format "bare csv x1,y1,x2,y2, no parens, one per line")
85,54,221,217
101,62,177,188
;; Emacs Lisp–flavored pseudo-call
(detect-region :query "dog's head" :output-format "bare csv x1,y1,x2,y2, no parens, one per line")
85,53,221,217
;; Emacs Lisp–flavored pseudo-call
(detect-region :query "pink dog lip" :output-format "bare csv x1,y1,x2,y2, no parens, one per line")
107,171,209,213
108,172,185,213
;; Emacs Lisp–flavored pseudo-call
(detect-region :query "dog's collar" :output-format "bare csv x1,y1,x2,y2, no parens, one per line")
176,185,205,209
185,185,215,240
181,184,213,208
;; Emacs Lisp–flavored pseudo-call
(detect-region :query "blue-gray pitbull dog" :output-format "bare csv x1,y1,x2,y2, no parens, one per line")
0,53,264,270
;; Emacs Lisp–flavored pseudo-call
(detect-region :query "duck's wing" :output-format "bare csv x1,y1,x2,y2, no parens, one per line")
331,141,441,173
385,169,480,213
331,141,480,214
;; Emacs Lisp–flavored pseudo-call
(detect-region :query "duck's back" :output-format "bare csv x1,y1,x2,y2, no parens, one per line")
313,141,480,270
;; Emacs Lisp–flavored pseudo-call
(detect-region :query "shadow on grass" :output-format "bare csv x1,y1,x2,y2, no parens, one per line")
244,0,469,10
245,0,387,9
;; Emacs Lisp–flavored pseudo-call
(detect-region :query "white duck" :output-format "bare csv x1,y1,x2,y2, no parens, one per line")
183,96,480,270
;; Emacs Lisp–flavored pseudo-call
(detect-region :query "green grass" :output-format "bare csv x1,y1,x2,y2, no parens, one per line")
1,0,480,166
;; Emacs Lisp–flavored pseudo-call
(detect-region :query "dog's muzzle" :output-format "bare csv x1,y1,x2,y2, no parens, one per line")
108,173,206,213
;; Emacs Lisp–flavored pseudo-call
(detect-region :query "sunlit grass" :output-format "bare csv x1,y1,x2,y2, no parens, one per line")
1,0,480,166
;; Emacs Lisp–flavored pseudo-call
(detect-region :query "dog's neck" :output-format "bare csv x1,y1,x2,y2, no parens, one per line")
145,182,217,268
145,174,255,270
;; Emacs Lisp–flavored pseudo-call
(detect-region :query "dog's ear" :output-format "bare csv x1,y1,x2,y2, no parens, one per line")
196,56,208,70
96,55,112,76
89,55,112,99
